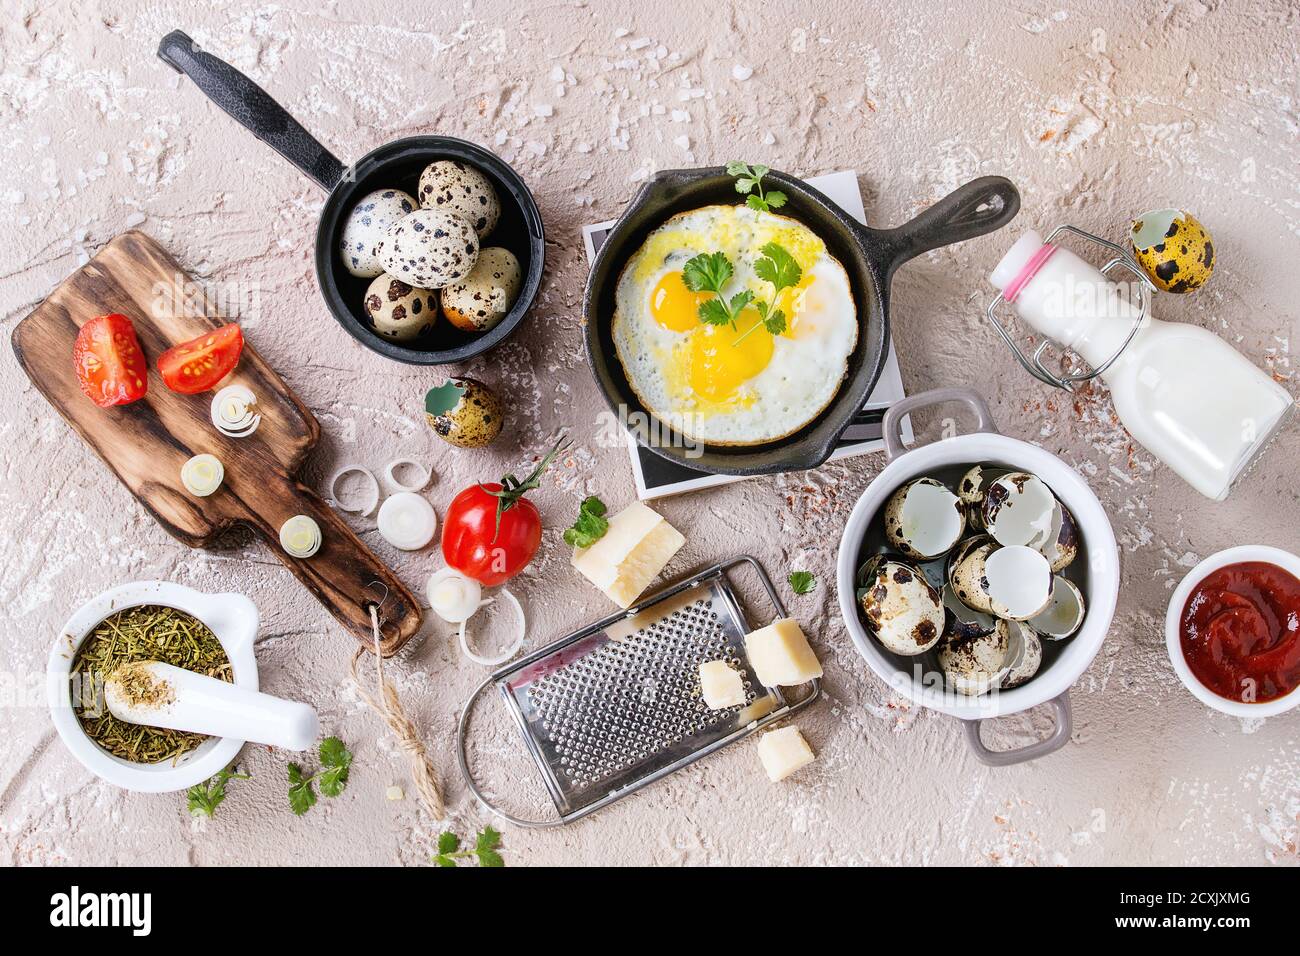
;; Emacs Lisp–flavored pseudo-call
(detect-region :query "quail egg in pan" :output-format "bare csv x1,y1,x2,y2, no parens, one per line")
883,477,966,560
858,556,945,656
376,209,479,289
418,160,501,238
339,189,417,278
364,274,438,342
1130,208,1214,293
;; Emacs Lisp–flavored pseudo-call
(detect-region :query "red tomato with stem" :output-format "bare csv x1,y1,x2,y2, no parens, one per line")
72,313,148,408
442,438,567,586
157,323,244,394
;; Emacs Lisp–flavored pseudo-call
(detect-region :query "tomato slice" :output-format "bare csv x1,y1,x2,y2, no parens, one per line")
72,313,148,408
157,323,244,394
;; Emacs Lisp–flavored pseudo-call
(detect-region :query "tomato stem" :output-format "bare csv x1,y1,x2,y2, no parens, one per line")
483,434,568,543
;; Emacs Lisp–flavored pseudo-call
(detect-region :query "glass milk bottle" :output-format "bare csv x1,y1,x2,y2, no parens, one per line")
990,230,1293,500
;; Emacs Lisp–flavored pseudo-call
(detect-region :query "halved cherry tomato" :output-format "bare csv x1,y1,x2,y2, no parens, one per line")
72,313,148,408
157,323,244,394
442,439,567,586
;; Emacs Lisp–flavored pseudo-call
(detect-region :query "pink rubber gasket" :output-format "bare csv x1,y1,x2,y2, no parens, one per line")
1004,243,1057,303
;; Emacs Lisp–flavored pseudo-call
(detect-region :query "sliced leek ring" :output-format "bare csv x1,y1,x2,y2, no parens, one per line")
181,454,224,497
210,384,261,438
279,514,322,558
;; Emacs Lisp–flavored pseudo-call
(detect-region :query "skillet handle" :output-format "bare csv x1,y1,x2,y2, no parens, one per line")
882,386,998,461
158,30,346,192
874,176,1020,278
963,692,1072,766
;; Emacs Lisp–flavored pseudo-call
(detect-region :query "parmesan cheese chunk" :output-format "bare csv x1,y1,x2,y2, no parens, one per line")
698,660,746,709
757,725,815,782
571,502,685,608
743,617,823,687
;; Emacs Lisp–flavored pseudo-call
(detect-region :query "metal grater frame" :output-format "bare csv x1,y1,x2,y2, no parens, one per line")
455,556,820,827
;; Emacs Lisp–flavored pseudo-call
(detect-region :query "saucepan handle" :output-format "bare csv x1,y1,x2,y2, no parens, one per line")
871,176,1020,279
963,692,1072,767
158,29,346,192
882,386,998,461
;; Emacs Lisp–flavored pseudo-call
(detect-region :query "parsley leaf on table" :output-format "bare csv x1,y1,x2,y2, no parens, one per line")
564,496,610,549
788,570,817,595
434,826,506,867
186,766,250,819
287,737,353,815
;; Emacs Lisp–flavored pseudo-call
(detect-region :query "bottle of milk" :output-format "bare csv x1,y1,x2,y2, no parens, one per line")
990,230,1293,500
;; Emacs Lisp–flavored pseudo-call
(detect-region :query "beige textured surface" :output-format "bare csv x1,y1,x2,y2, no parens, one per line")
2,0,1298,866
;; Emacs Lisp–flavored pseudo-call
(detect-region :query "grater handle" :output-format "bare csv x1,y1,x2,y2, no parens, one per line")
455,672,563,829
961,691,1072,766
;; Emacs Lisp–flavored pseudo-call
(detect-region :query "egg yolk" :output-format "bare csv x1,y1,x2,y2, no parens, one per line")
650,271,706,332
687,313,775,404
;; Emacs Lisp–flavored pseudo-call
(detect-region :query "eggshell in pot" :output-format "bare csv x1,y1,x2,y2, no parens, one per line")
882,477,966,560
1000,621,1043,689
858,559,945,656
376,209,479,289
339,189,417,278
949,537,997,614
939,617,1011,696
441,247,522,332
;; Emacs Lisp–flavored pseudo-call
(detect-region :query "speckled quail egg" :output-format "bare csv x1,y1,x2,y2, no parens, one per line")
424,377,503,448
376,209,479,289
939,617,1011,696
418,160,501,238
882,477,966,560
947,535,997,615
1001,621,1043,690
441,247,522,333
363,274,438,342
339,189,417,278
1130,208,1214,293
857,556,945,656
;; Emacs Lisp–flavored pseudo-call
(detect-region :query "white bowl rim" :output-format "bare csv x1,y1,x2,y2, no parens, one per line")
48,580,259,792
836,431,1121,720
1164,545,1300,718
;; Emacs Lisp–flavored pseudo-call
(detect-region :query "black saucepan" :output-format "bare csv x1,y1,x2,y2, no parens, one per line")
157,30,544,366
583,168,1019,475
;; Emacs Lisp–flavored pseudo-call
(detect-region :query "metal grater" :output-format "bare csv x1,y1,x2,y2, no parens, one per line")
456,556,820,827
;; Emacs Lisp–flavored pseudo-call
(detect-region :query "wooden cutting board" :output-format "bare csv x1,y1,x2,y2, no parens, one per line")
11,231,421,655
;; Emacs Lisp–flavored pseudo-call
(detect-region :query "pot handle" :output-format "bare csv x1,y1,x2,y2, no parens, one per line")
871,176,1020,279
963,691,1072,766
157,30,346,192
882,386,998,461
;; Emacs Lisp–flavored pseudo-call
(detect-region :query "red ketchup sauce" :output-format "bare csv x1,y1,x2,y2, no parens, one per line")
1179,561,1300,703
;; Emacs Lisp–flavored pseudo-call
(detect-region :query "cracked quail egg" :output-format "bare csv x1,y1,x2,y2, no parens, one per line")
424,377,503,448
938,617,1011,696
418,160,501,238
441,247,522,333
858,556,945,656
376,209,479,289
363,274,438,342
1130,208,1214,293
882,477,966,559
339,189,417,278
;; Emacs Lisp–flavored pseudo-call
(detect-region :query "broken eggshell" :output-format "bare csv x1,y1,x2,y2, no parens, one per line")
882,477,966,560
982,472,1059,548
938,617,1011,697
1130,208,1214,294
1000,620,1043,689
984,545,1054,621
858,557,945,656
1035,499,1079,572
948,535,998,615
1028,575,1086,640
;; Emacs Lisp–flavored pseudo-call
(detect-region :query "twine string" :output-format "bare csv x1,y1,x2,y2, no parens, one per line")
349,603,445,820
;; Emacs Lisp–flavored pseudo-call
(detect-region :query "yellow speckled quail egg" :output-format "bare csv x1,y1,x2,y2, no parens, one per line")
441,247,522,333
857,555,945,656
376,209,479,289
418,160,501,238
424,377,504,448
363,274,438,342
1130,208,1214,293
339,189,417,278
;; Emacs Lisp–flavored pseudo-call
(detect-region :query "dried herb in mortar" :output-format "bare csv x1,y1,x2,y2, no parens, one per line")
70,605,232,764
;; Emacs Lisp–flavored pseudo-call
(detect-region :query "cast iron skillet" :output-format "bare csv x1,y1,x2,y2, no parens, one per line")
583,169,1019,475
157,30,544,366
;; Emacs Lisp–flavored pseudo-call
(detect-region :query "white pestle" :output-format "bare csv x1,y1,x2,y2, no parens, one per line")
104,660,319,751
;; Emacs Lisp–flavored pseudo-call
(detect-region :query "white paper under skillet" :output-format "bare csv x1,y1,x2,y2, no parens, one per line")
581,169,911,500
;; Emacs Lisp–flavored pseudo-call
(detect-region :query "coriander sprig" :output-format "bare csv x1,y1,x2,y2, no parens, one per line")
186,766,250,819
727,161,788,212
564,495,609,549
288,736,353,815
788,570,817,595
435,826,505,867
682,251,754,328
732,242,803,347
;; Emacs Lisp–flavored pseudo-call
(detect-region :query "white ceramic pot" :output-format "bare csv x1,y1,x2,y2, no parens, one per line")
48,581,259,792
1165,545,1300,717
836,387,1120,765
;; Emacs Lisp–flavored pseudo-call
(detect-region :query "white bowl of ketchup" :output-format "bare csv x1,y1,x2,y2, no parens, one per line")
1166,545,1300,717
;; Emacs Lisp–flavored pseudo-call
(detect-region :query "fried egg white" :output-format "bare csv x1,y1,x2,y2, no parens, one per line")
612,204,857,446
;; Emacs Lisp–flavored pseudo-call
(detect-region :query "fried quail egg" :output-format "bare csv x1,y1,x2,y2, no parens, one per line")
339,189,417,278
363,274,437,341
1130,208,1214,293
612,204,857,446
376,209,479,289
418,160,501,238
